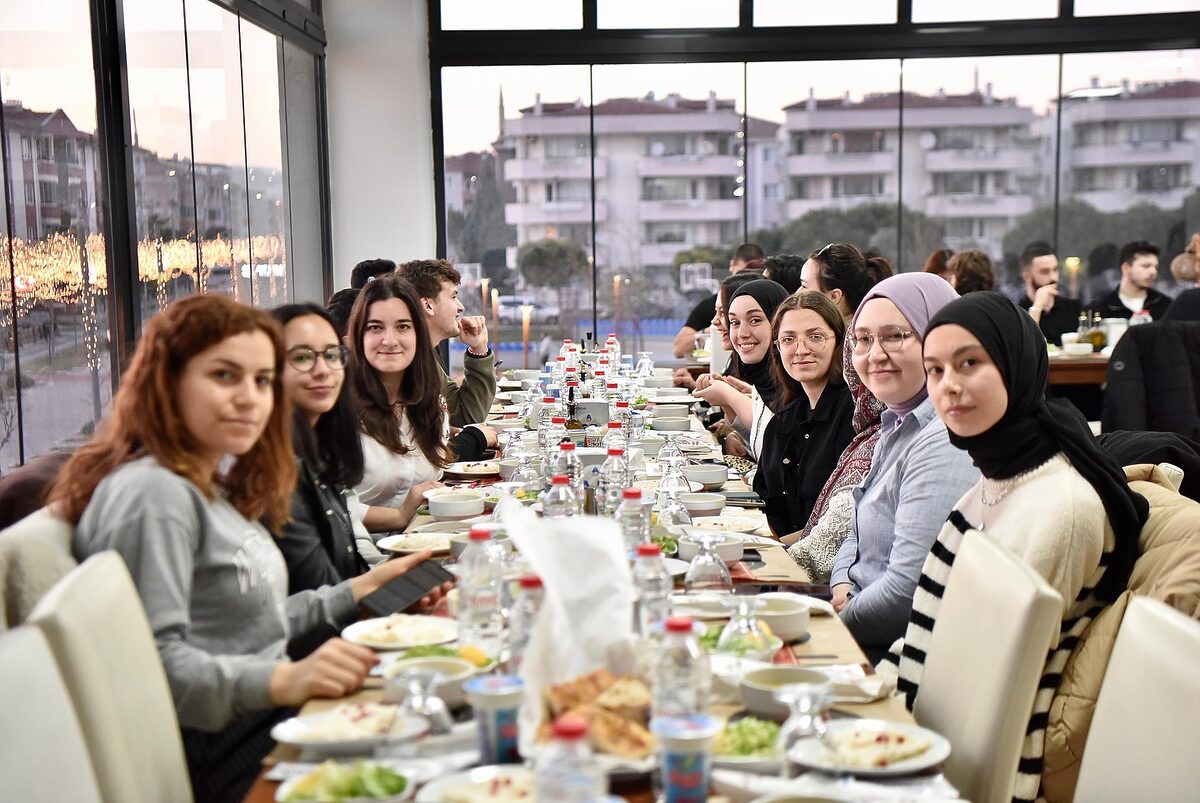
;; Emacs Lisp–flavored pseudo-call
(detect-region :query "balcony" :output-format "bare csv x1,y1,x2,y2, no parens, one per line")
504,156,604,181
1073,186,1194,214
638,198,741,222
925,148,1037,173
924,194,1035,218
637,154,740,178
1071,140,1196,168
639,242,692,265
505,200,606,225
784,195,896,219
786,151,896,176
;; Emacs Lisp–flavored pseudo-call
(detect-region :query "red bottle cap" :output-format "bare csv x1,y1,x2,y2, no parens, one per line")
665,616,694,633
636,543,661,557
607,448,624,457
622,488,642,499
551,417,566,424
559,442,576,451
551,474,569,485
468,525,492,541
518,574,543,589
552,715,589,740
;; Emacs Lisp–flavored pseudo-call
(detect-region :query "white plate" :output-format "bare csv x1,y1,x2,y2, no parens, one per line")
491,392,512,403
275,763,416,801
711,753,782,775
414,765,535,803
691,516,764,535
270,706,428,755
787,719,951,778
376,532,453,555
443,461,501,478
342,615,459,651
663,557,690,578
496,380,522,390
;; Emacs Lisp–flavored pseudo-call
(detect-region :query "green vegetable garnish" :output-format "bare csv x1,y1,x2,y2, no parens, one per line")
714,718,781,757
651,532,678,556
281,760,408,801
399,644,459,659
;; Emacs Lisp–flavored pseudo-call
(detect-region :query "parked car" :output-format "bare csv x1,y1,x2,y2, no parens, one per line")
498,294,559,324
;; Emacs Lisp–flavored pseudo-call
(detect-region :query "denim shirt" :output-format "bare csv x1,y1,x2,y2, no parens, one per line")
830,397,980,647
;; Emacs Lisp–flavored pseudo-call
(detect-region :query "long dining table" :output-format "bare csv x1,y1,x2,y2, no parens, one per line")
241,392,918,802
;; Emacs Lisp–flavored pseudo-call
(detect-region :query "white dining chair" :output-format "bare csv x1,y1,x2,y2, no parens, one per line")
1075,596,1200,801
913,530,1064,803
0,625,103,802
27,551,193,803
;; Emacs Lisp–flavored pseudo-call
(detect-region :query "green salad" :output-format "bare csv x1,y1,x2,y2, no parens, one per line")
281,760,408,801
651,532,678,556
698,625,773,656
714,717,781,757
398,644,459,660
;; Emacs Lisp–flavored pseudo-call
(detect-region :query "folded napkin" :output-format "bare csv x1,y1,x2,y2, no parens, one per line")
712,768,961,801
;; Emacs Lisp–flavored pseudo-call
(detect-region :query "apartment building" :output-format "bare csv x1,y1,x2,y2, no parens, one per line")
0,101,102,240
1060,79,1200,214
781,85,1040,257
501,91,778,282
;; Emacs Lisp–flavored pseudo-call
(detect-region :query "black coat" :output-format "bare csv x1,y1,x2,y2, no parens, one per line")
753,382,855,537
1092,286,1173,322
279,461,368,594
1018,293,1082,346
1102,320,1200,441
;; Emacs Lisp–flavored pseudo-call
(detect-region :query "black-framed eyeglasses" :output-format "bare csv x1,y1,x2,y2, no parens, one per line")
848,327,914,355
286,345,348,372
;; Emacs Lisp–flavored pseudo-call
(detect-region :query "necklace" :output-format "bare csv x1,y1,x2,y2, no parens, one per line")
975,462,1050,530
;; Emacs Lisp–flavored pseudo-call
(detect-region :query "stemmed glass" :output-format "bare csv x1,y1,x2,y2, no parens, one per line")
683,530,732,594
658,430,684,468
634,351,655,379
388,669,453,736
775,681,834,779
491,481,525,522
717,596,772,666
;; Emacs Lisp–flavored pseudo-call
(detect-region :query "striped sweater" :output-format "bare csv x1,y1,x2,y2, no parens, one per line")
883,454,1113,803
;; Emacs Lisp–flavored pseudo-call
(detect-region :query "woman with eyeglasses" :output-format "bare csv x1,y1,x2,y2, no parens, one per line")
750,292,855,537
800,242,892,323
829,273,979,659
347,275,453,532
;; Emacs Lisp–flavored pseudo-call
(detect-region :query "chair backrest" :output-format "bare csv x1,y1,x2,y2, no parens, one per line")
0,506,77,632
0,626,102,802
1075,596,1200,801
913,530,1064,803
28,551,193,803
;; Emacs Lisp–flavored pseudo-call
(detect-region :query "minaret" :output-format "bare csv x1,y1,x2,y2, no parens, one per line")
497,86,505,140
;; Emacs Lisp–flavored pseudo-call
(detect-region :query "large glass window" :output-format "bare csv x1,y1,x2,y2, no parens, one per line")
0,0,115,467
598,0,739,29
440,0,582,31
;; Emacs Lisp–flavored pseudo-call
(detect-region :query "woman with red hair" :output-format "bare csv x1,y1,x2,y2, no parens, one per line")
52,295,428,800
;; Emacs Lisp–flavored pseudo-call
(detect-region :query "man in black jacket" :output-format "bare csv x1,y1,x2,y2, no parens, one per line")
1017,242,1082,345
1093,241,1173,323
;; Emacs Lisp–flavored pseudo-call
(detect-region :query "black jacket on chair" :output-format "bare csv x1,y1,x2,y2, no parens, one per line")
1102,320,1200,441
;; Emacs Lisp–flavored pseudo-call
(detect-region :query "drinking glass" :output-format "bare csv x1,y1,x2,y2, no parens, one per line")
491,481,525,522
634,351,655,378
658,431,684,468
717,596,772,664
391,669,453,736
683,530,732,594
775,681,834,779
657,492,693,534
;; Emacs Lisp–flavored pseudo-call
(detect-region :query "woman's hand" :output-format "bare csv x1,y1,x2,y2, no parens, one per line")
472,423,500,448
672,367,697,390
694,372,716,392
268,638,377,706
832,583,853,613
693,377,738,407
399,479,444,524
722,431,751,458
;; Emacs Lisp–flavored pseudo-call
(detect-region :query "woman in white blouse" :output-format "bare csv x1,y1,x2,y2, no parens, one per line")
346,275,452,531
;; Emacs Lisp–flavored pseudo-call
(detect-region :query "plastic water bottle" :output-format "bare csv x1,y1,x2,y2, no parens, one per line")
633,543,672,638
541,474,581,519
602,421,627,453
605,382,621,403
597,448,629,516
611,400,633,442
535,715,607,801
457,526,505,657
558,339,573,360
550,441,583,491
542,416,567,464
652,616,711,719
505,574,544,676
617,487,649,554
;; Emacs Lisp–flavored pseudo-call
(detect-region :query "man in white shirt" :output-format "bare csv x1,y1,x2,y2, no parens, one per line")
1095,241,1172,322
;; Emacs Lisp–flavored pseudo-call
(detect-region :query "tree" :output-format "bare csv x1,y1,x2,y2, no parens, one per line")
448,152,515,263
756,202,945,271
671,245,731,271
517,238,590,335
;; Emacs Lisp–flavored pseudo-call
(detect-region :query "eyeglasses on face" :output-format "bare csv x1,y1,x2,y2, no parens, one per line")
286,345,349,372
848,327,914,355
776,332,833,351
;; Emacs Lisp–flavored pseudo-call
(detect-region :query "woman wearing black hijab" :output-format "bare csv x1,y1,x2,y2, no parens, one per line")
887,291,1148,802
694,279,789,433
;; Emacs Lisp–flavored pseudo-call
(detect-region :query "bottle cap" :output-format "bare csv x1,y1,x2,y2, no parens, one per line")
608,421,623,429
552,715,589,740
518,574,543,589
468,525,492,541
543,396,555,403
665,615,694,633
636,543,661,557
615,400,630,408
607,448,624,457
556,355,566,361
551,417,566,424
622,488,642,499
551,474,569,485
559,442,576,451
607,383,619,389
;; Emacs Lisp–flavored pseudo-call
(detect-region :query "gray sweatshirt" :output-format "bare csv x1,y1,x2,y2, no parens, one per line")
73,456,356,732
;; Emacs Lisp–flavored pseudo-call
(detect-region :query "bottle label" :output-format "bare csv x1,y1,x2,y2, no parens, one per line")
662,750,710,803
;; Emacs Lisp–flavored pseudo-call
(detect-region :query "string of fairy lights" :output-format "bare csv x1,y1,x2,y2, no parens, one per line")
0,232,289,372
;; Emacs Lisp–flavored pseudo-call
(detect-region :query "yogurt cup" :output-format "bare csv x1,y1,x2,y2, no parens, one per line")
465,674,524,764
650,714,721,803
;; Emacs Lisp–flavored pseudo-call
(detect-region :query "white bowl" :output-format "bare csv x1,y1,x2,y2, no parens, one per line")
498,457,542,480
682,463,727,491
740,666,831,721
680,492,726,517
652,404,692,418
489,418,528,432
1062,342,1093,356
755,592,812,642
637,436,665,457
426,491,485,521
641,376,675,388
382,656,476,707
652,416,691,432
677,530,744,564
655,387,688,397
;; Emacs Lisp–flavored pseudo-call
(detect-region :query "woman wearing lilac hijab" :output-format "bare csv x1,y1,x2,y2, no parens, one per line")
829,273,979,659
